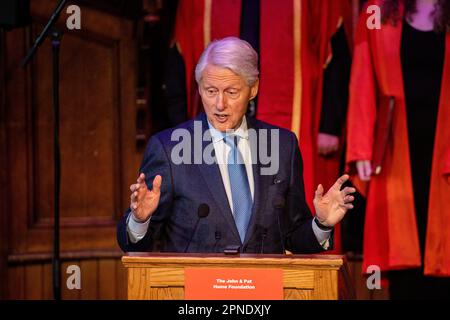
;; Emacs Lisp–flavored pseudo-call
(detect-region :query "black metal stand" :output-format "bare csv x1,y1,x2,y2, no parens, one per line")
22,0,67,301
51,29,61,301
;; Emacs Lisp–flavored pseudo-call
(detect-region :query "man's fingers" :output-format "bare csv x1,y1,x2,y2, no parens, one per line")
333,174,350,190
137,173,146,186
152,175,162,194
315,184,324,200
131,173,161,201
131,191,139,200
344,195,354,203
130,197,138,210
341,186,356,196
137,173,145,181
130,190,139,210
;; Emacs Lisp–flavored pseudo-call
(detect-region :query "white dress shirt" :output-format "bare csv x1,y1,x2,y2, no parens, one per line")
208,117,254,213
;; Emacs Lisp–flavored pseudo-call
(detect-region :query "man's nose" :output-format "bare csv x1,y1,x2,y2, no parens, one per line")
215,93,226,111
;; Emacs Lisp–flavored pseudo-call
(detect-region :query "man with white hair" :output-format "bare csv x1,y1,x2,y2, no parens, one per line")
117,37,355,254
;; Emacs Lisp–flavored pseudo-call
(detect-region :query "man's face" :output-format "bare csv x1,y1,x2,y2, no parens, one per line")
199,64,259,132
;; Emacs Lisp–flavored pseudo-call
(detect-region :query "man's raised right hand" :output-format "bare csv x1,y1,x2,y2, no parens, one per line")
129,173,162,222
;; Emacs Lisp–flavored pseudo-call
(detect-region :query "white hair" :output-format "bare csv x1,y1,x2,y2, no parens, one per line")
195,37,259,86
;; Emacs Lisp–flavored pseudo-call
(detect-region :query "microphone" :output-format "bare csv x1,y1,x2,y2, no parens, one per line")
273,196,286,254
184,203,210,253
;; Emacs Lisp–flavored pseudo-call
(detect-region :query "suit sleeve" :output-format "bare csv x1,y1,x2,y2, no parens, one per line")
117,135,174,252
285,133,331,253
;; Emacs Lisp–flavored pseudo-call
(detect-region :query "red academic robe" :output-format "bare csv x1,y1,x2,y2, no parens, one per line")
174,0,353,253
346,0,450,276
311,1,354,253
314,1,354,191
257,0,353,254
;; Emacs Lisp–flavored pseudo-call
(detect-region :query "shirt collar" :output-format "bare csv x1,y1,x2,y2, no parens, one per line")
207,116,249,143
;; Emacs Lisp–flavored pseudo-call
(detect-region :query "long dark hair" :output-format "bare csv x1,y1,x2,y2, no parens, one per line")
382,0,450,32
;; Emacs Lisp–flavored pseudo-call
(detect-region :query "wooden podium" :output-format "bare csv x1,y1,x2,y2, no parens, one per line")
122,253,355,300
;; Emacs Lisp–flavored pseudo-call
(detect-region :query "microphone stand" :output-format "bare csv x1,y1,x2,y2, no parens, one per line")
22,0,67,301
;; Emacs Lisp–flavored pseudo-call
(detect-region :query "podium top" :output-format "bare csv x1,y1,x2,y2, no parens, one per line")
122,252,346,270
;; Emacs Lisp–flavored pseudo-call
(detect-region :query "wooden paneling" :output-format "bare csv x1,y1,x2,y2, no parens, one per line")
24,264,43,299
5,256,384,300
283,270,314,289
98,259,117,299
311,270,338,300
32,28,121,224
80,260,98,299
116,258,128,300
8,257,127,300
7,265,25,299
1,0,140,299
347,259,390,300
42,263,53,300
61,260,81,300
3,0,139,258
0,29,9,300
284,289,313,300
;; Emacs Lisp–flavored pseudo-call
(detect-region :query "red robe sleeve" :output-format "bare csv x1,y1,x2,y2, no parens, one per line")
346,4,378,164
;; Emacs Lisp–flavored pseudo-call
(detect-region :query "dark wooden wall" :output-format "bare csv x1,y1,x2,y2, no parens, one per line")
1,0,142,299
7,254,127,300
1,25,8,298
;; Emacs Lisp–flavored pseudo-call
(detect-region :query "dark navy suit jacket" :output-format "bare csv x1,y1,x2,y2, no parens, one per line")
117,113,328,254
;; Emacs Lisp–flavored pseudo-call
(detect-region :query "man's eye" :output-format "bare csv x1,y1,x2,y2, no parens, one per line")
227,90,239,97
207,89,217,95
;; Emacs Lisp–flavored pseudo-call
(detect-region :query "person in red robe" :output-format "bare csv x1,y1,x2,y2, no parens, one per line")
346,0,450,298
171,0,354,253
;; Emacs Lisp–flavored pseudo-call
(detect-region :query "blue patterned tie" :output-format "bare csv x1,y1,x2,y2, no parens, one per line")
225,135,253,243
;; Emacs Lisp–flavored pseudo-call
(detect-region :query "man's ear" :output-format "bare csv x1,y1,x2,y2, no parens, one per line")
250,79,259,100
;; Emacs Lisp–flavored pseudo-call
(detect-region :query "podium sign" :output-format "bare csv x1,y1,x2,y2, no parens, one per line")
184,268,283,300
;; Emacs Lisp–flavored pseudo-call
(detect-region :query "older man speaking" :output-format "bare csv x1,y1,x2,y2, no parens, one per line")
117,37,355,254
